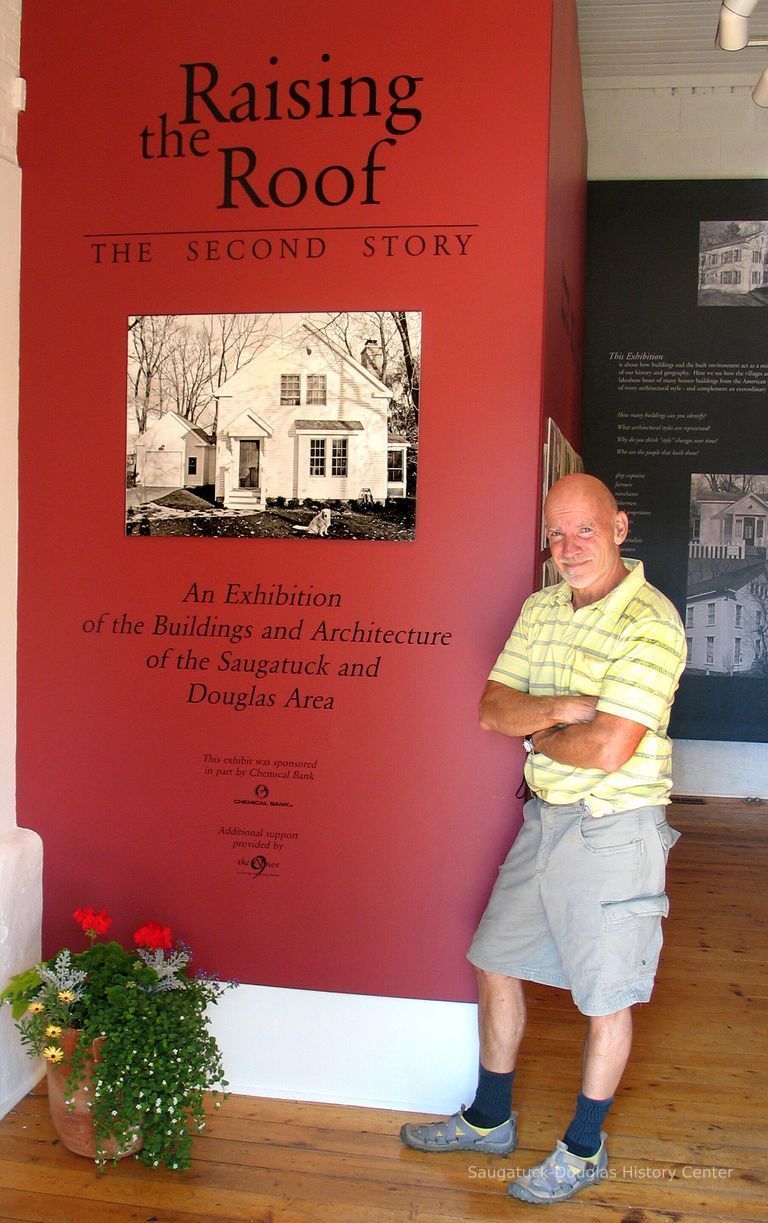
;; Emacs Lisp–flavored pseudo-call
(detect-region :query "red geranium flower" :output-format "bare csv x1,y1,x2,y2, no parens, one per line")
73,906,112,936
133,921,173,950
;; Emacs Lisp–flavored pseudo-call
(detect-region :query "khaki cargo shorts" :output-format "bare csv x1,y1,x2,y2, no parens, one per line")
467,796,680,1016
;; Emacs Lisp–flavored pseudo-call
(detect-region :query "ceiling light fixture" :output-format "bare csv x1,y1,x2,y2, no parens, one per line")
753,64,768,104
717,8,750,50
716,0,768,105
723,0,760,13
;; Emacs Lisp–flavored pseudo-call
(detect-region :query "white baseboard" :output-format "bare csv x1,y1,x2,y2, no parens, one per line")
209,984,479,1114
673,740,768,798
0,1063,43,1122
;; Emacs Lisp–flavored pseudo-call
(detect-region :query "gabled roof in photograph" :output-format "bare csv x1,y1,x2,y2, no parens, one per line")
701,229,767,254
221,406,273,438
698,491,744,503
705,490,768,520
138,411,214,445
213,319,392,400
687,559,768,601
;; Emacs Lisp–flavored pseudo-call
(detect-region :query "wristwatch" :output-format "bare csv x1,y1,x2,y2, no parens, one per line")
522,735,535,754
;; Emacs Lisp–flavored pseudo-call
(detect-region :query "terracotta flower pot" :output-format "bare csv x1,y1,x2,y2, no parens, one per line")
46,1028,142,1160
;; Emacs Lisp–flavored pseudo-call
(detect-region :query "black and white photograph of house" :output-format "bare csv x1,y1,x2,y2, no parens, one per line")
685,473,768,676
697,220,768,306
540,415,583,551
125,311,420,540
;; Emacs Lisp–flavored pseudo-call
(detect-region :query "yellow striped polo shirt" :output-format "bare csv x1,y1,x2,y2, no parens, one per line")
489,559,687,814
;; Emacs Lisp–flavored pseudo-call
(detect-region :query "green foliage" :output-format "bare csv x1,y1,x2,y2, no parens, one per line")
2,923,235,1171
0,966,43,1019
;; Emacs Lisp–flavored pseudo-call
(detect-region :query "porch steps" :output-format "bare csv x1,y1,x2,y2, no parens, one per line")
225,489,264,512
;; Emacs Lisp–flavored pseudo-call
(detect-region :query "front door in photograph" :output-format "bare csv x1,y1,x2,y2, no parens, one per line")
743,516,756,548
238,441,260,489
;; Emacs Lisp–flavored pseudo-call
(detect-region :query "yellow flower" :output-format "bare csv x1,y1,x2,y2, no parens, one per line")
45,1024,63,1038
27,1001,45,1014
43,1045,64,1064
57,990,76,1004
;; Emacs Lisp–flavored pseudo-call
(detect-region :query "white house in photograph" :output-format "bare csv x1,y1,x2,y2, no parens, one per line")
698,224,768,296
685,558,768,675
689,489,768,561
213,323,408,510
134,412,215,489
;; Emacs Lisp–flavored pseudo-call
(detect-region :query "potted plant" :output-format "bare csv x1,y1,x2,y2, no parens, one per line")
1,906,234,1169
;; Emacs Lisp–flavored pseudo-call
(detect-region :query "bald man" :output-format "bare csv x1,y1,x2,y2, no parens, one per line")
401,474,686,1206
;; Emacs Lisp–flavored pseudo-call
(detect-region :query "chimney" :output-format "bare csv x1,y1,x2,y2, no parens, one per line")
360,338,383,378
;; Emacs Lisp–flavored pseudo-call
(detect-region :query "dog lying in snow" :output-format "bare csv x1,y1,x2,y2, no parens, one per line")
292,508,331,537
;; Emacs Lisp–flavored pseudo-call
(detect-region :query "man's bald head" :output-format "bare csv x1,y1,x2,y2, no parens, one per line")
543,473,629,607
544,473,619,522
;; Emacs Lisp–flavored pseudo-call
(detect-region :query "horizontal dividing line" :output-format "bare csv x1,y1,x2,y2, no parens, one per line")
83,223,480,238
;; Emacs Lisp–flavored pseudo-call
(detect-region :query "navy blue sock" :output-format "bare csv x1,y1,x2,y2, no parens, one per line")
463,1065,515,1129
564,1092,613,1157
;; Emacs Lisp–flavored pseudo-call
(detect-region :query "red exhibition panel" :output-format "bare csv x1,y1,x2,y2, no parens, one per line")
17,1,584,1001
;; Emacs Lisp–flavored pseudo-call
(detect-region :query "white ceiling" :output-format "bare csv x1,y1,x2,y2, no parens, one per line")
576,0,768,85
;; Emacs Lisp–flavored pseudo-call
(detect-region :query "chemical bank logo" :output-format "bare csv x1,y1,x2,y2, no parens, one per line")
254,784,269,799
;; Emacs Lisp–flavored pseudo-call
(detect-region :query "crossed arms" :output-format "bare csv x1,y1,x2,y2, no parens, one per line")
478,681,647,775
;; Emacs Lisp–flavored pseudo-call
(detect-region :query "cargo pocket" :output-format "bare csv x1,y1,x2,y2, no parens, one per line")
601,893,669,985
655,820,681,863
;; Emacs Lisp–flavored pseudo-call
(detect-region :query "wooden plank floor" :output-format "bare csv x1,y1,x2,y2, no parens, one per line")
0,797,766,1222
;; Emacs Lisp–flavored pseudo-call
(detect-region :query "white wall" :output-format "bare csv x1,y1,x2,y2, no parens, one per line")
0,0,43,1120
673,740,767,798
584,81,768,180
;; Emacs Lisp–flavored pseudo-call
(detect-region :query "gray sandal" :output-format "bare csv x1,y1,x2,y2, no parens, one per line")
400,1108,518,1154
508,1135,608,1202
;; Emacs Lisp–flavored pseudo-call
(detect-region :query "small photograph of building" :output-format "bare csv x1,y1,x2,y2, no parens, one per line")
698,220,768,306
134,413,215,490
685,473,768,676
125,312,420,540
